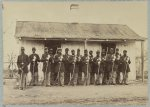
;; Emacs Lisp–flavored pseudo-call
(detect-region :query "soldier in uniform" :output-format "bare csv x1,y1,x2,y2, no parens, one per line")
120,50,131,85
101,49,107,84
76,49,82,85
17,47,29,90
68,50,77,86
63,48,70,85
115,48,122,84
105,48,116,85
81,49,91,86
29,47,40,86
54,48,65,86
89,50,94,84
48,49,55,86
41,47,51,87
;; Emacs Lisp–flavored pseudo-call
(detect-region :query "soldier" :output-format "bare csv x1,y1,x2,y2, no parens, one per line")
68,50,77,86
89,50,94,84
63,48,70,85
93,50,105,85
17,47,29,90
81,49,91,86
105,48,116,85
115,48,122,84
76,49,82,85
48,49,55,86
120,50,131,85
41,47,51,87
54,48,65,86
29,47,40,86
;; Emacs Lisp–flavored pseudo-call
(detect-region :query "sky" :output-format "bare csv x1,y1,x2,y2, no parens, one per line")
2,1,148,59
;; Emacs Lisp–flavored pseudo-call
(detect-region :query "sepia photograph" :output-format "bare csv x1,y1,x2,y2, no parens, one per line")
2,0,148,105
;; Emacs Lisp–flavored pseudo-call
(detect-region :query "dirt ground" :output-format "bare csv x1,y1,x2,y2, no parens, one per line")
3,80,148,105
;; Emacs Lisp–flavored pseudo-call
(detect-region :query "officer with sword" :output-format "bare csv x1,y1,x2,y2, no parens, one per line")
17,47,29,90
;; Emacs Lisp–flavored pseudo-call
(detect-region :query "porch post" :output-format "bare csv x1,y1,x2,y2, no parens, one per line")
141,41,144,82
84,39,87,49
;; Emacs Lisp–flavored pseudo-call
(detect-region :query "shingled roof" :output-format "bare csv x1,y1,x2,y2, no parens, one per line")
15,21,145,41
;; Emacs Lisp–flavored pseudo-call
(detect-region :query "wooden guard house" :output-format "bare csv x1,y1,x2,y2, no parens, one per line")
14,21,146,80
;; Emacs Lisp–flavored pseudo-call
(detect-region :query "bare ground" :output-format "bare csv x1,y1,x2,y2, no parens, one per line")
3,80,148,105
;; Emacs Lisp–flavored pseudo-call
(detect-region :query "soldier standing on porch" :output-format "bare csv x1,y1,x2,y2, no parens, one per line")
41,47,51,87
63,48,70,85
120,50,131,85
76,49,82,85
105,48,116,85
54,48,65,86
89,50,94,84
29,47,40,86
115,48,122,84
17,47,29,90
81,49,91,86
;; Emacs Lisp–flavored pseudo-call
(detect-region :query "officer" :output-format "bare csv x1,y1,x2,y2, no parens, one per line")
68,49,78,86
76,49,82,85
54,48,65,86
115,48,121,84
120,50,131,85
106,48,116,85
63,48,70,85
89,50,94,84
81,49,91,86
29,47,40,86
17,47,29,90
41,47,51,87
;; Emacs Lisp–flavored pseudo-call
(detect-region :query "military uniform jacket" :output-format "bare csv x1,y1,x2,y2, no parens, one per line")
119,55,131,73
68,55,80,73
29,53,40,73
89,55,94,73
48,54,55,73
106,54,116,72
76,54,82,73
114,53,121,72
63,54,70,72
81,55,92,73
41,53,50,72
17,53,29,74
54,54,65,73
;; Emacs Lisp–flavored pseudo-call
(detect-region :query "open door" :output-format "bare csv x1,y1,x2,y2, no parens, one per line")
45,40,61,55
101,42,116,54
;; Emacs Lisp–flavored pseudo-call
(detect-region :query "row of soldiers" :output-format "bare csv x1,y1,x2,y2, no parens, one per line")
17,46,131,90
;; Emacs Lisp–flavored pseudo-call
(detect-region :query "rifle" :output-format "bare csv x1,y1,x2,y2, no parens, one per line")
44,57,49,86
85,56,89,85
110,48,116,84
123,56,128,84
96,54,101,85
55,55,62,85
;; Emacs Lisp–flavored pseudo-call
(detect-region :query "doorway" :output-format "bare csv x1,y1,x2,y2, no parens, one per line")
101,42,116,54
45,40,61,55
